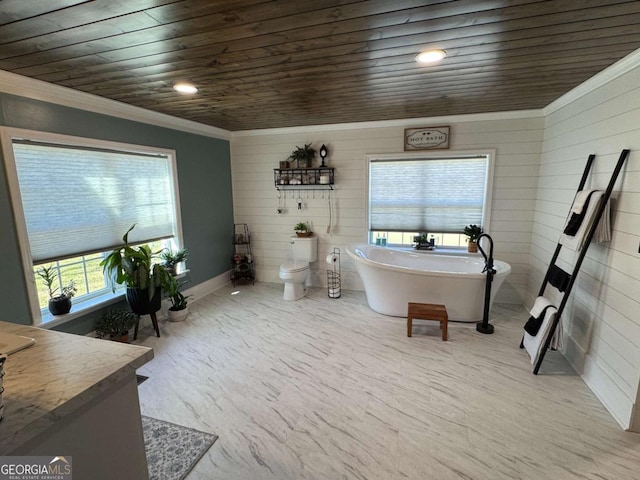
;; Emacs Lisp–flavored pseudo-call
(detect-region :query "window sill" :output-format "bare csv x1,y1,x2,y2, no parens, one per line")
37,290,125,329
379,245,480,256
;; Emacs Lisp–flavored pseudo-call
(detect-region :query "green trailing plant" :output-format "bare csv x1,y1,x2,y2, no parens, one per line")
95,309,137,339
463,224,482,242
100,224,177,294
288,143,316,168
36,265,77,299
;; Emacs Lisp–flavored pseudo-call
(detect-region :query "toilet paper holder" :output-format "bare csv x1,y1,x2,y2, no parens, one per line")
326,248,341,299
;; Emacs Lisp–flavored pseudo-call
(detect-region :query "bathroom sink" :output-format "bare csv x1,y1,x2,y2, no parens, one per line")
0,332,36,355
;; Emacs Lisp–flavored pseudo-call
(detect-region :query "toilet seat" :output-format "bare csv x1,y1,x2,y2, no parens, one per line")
279,261,309,273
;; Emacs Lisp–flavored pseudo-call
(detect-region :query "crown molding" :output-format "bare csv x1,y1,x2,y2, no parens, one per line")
231,109,544,137
0,69,231,141
544,47,640,116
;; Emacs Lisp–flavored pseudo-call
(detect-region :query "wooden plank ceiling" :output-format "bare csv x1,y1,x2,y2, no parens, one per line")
1,0,640,131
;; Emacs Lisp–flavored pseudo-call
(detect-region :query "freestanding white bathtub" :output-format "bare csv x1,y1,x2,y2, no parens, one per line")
346,243,511,322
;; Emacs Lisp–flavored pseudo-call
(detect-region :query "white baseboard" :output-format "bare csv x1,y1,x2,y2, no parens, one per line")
91,271,232,336
629,402,640,433
563,326,636,431
182,270,231,303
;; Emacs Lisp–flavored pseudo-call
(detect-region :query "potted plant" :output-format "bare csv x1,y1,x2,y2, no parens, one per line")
294,222,313,237
166,281,191,322
95,309,137,343
160,248,189,275
36,266,77,315
412,233,433,250
100,224,177,329
464,224,482,253
288,143,316,168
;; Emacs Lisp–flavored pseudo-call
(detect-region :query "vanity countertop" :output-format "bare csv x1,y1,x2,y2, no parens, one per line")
0,320,153,454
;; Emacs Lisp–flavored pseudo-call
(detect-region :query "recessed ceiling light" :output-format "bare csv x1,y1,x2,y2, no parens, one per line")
415,50,447,64
173,83,198,94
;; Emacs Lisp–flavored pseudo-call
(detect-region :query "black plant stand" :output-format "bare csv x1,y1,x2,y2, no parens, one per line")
133,311,160,340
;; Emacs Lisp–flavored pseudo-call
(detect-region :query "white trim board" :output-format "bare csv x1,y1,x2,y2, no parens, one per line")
0,69,231,141
544,47,640,116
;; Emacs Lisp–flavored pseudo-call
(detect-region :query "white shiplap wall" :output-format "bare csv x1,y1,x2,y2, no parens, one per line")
530,65,640,430
231,115,544,305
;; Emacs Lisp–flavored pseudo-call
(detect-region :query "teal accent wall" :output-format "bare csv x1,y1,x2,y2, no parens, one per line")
0,92,233,333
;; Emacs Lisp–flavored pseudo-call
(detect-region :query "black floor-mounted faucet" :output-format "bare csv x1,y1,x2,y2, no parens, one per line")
476,233,496,334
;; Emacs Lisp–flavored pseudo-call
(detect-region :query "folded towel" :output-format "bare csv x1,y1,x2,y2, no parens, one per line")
561,191,610,251
564,190,598,236
523,303,558,366
570,189,597,215
548,264,571,292
529,295,552,319
524,305,555,336
524,296,554,336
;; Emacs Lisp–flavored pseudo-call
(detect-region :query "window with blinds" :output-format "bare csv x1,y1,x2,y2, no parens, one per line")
12,140,177,263
368,153,492,236
2,128,181,324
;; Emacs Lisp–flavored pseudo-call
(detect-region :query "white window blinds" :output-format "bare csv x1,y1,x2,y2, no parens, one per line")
12,140,177,263
369,156,487,233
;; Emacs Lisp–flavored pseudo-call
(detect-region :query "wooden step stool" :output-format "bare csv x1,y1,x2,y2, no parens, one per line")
407,302,448,341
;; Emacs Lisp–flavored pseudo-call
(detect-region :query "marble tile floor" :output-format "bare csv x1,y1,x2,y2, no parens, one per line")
136,283,640,480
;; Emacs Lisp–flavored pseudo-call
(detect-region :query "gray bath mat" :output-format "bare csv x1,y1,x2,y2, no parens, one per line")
142,415,218,480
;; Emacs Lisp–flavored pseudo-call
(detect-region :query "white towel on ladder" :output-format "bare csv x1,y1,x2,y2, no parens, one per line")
523,297,558,366
560,191,611,251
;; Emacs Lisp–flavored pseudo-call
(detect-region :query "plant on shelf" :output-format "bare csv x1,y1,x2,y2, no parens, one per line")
95,309,137,343
463,224,483,253
160,248,189,275
288,143,316,168
412,232,433,250
166,281,191,322
100,224,177,326
294,222,313,237
36,265,77,316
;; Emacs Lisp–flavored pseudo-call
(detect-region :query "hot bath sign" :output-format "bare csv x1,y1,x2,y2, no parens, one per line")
404,126,450,150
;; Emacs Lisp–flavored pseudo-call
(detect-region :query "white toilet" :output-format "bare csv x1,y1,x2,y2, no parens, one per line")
279,236,318,301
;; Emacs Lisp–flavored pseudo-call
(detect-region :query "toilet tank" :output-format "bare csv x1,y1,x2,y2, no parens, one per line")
290,236,318,262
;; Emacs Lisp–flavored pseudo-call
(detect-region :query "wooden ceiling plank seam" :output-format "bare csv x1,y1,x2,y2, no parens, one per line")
57,48,622,95
93,69,613,110
2,0,628,65
58,62,620,107
0,0,186,44
15,11,635,89
113,81,587,112
15,20,640,85
7,5,640,85
0,0,91,27
0,0,437,54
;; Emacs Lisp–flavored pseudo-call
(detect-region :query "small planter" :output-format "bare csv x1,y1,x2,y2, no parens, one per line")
48,296,72,315
168,307,188,322
295,231,313,237
468,241,478,253
110,332,130,343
